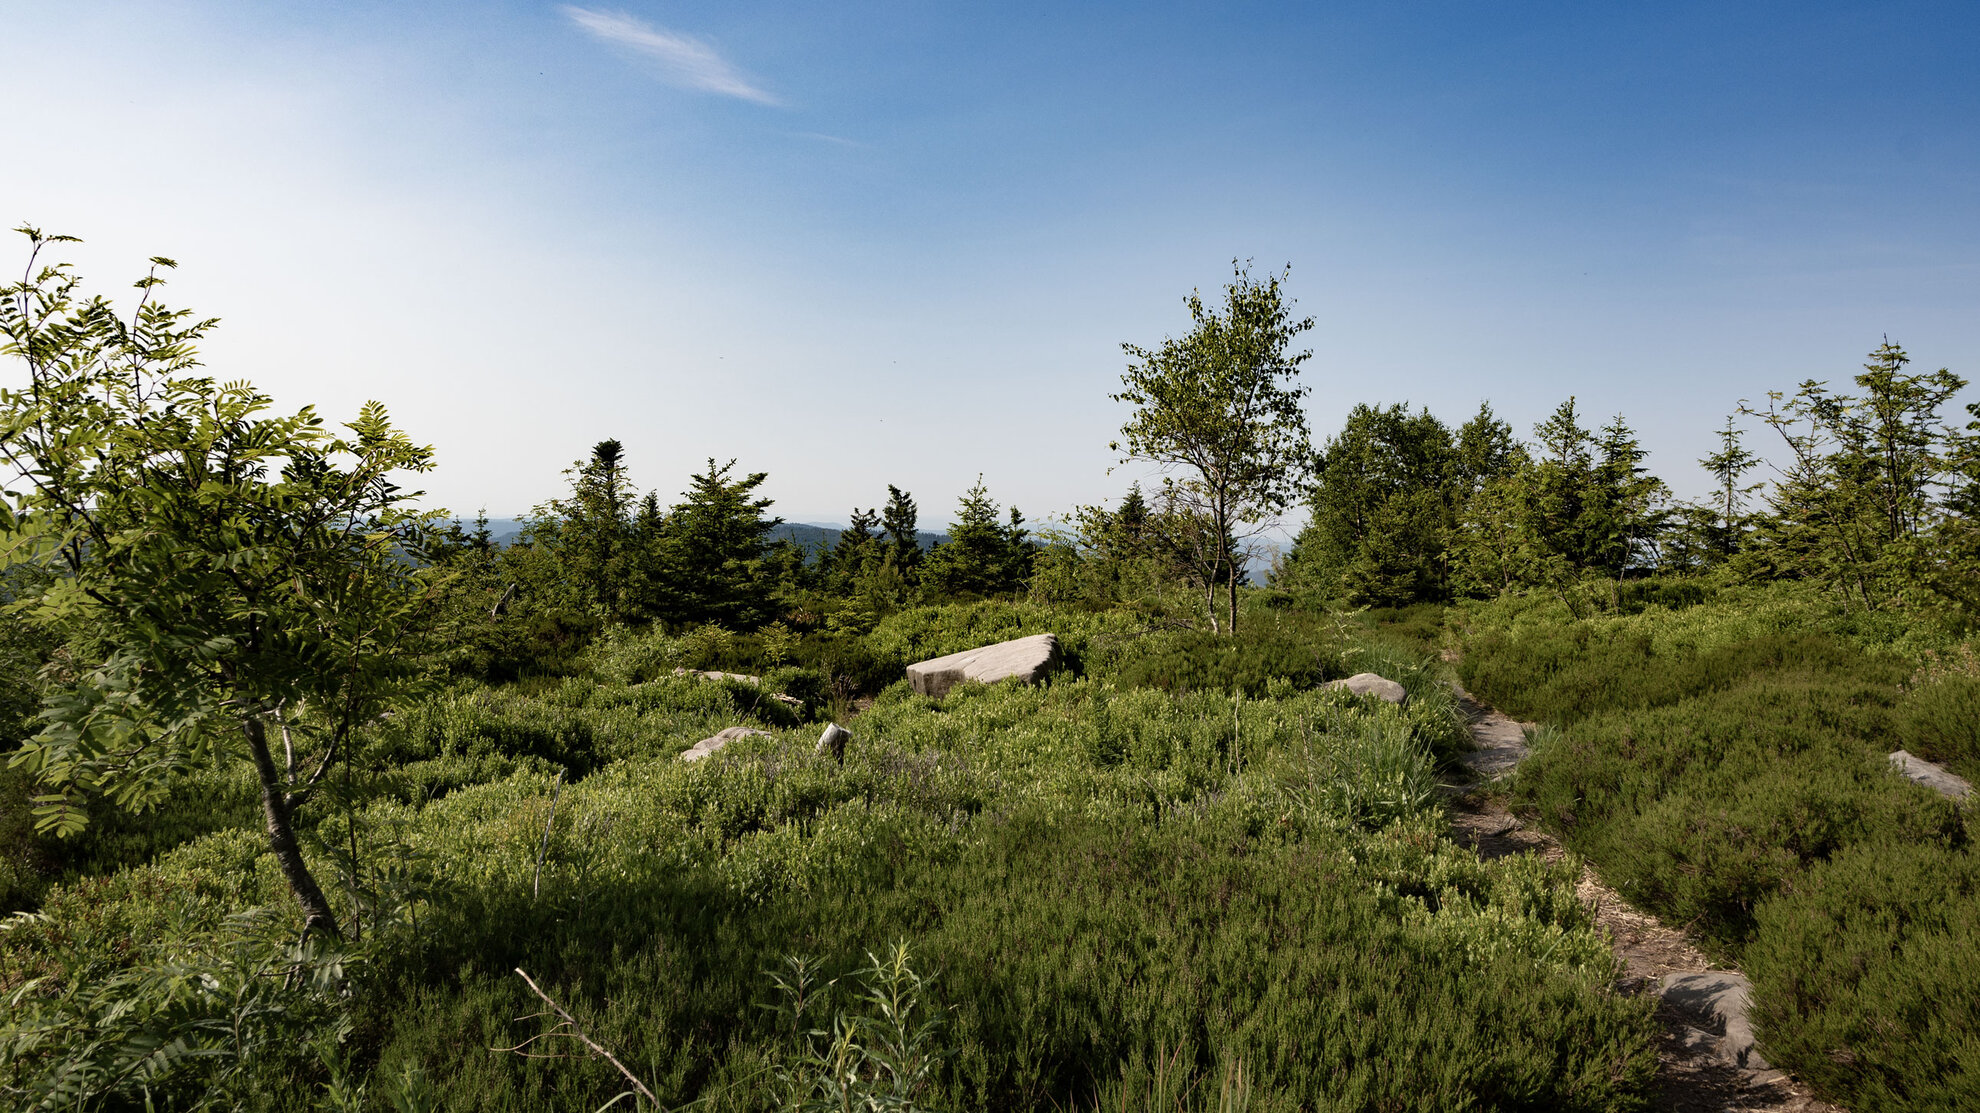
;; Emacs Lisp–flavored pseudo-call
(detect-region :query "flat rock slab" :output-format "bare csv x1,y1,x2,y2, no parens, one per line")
1323,672,1407,705
675,668,762,684
1889,749,1973,800
1660,971,1767,1070
907,633,1059,699
681,726,771,762
1458,705,1531,783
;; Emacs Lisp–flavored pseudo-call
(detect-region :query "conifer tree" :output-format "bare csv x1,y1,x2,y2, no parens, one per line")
1699,416,1760,559
540,439,637,620
881,485,922,582
923,478,1029,598
663,459,781,628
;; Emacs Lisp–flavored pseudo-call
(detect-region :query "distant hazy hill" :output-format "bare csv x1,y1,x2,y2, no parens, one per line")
774,523,948,555
444,518,946,555
441,519,1284,577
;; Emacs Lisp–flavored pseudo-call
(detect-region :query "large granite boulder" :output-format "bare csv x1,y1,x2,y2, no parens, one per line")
907,633,1059,699
1324,672,1408,705
680,726,771,763
1890,749,1974,800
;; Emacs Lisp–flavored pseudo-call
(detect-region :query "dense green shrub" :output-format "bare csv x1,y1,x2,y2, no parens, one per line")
1747,838,1980,1109
1089,626,1342,695
1515,682,1962,950
4,613,1656,1111
1610,577,1715,615
1462,587,1978,1109
1358,602,1448,655
866,599,1146,673
1461,626,1904,728
0,767,52,914
1895,673,1980,782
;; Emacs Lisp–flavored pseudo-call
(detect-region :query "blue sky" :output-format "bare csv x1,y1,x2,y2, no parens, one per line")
3,1,1976,529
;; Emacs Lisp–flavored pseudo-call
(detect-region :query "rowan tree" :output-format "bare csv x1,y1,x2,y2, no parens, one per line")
0,228,438,939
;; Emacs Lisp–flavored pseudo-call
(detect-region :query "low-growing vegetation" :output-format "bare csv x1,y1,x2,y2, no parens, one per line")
1458,581,1979,1110
2,601,1660,1110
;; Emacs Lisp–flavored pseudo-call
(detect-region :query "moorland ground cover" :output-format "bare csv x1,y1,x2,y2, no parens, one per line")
1459,581,1980,1110
6,231,1980,1111
3,603,1662,1111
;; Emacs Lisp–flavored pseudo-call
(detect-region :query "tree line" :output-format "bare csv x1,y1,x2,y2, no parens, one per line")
1277,340,1980,617
434,448,1043,672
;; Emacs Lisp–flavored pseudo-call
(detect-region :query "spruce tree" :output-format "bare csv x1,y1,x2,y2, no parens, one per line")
1699,416,1760,559
663,459,781,628
881,485,923,581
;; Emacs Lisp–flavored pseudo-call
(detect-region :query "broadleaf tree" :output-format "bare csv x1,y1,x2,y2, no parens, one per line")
0,228,439,940
1113,262,1314,633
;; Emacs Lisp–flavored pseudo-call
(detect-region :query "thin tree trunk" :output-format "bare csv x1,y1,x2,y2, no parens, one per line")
244,717,342,941
1216,500,1238,636
1227,556,1240,636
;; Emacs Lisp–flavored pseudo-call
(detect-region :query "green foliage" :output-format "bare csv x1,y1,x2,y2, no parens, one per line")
1114,263,1314,633
1746,838,1980,1110
1737,342,1971,611
921,477,1031,600
530,439,641,622
1285,403,1460,606
0,906,351,1112
771,942,948,1112
663,459,783,629
0,228,438,938
881,486,924,584
1461,584,1977,1109
864,599,1143,671
2,599,1656,1111
1091,626,1343,696
1895,667,1980,782
1697,415,1761,562
1034,485,1196,613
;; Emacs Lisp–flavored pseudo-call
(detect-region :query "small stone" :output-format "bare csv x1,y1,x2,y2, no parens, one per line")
680,726,771,763
1889,750,1973,801
1323,672,1408,705
816,723,850,761
906,633,1059,699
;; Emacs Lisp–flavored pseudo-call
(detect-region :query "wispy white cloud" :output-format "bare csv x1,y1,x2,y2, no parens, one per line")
561,6,781,106
792,131,869,149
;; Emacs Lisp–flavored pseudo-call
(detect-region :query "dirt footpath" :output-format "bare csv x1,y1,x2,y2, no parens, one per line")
1446,691,1843,1113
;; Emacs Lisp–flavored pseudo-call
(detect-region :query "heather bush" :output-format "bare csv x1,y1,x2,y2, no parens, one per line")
3,604,1655,1110
1747,838,1980,1109
1895,672,1980,782
1462,584,1978,1109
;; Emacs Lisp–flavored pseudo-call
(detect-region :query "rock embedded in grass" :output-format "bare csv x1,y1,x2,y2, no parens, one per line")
906,632,1059,698
1324,672,1408,705
680,726,772,762
1888,749,1973,800
1659,971,1768,1070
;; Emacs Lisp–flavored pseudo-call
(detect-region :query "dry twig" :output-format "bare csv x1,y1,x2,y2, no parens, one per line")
499,967,657,1107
